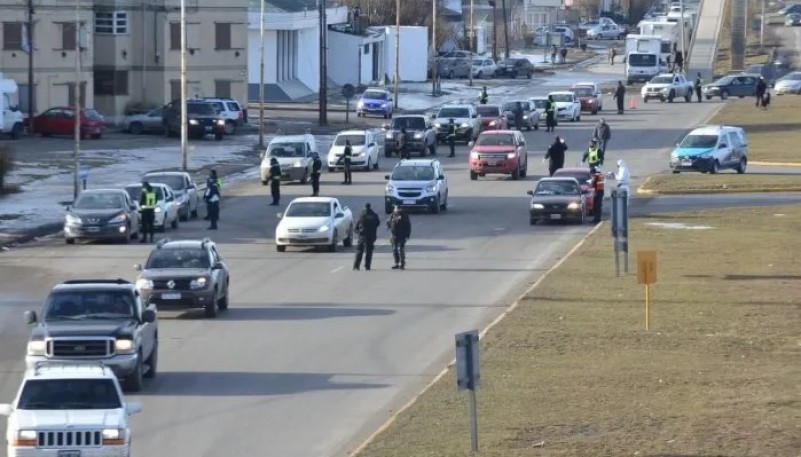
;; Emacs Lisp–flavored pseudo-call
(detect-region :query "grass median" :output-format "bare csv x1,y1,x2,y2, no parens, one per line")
356,205,801,457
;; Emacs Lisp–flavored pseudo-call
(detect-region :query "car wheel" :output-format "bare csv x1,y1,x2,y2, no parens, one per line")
429,142,437,155
710,160,720,174
520,160,528,177
179,208,189,222
526,71,532,79
385,203,393,214
441,192,448,211
214,132,224,141
737,158,747,174
222,120,235,135
511,165,520,180
328,231,339,252
65,237,75,244
529,216,537,225
672,168,681,174
171,216,179,229
364,157,372,171
204,291,218,318
276,245,286,252
685,93,692,102
123,356,144,392
667,91,675,102
217,286,229,311
300,169,308,184
343,225,354,247
705,95,712,100
643,97,649,103
143,342,158,379
431,196,441,214
577,114,581,121
128,122,144,135
374,158,380,170
470,170,478,180
720,90,728,100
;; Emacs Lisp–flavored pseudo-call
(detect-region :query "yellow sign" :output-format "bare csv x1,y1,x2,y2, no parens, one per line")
637,250,657,285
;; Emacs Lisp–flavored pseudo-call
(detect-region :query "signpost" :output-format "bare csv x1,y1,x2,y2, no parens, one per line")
342,84,355,124
455,330,481,452
78,165,89,190
610,189,629,277
637,250,657,330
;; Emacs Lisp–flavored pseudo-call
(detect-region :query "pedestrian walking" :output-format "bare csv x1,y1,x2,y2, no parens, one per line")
447,119,457,157
544,135,567,176
593,118,611,154
589,166,605,223
139,182,157,243
582,138,604,168
550,44,557,64
352,203,380,271
755,77,767,107
609,47,617,65
478,86,488,105
342,140,353,184
310,152,322,196
559,47,568,64
386,205,411,270
203,176,220,230
613,81,626,114
761,90,771,109
268,157,281,206
545,95,557,132
694,73,704,102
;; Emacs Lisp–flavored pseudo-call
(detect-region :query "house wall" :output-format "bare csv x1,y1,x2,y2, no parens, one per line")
381,26,428,82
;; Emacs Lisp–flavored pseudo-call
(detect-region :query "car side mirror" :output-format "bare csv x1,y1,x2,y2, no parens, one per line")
133,263,143,271
384,174,390,180
526,190,534,196
468,141,474,147
335,212,344,218
23,310,37,325
276,212,283,219
368,142,376,147
212,262,224,270
125,401,143,416
141,309,156,323
438,175,445,180
472,113,478,118
719,143,727,149
0,404,11,416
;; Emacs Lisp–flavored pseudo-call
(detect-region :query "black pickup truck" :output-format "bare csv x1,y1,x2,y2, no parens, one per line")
163,99,225,140
383,115,438,157
23,279,159,392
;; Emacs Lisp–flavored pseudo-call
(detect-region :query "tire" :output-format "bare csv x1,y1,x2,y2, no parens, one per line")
65,238,75,244
328,167,335,172
429,142,437,156
672,169,681,174
721,91,728,100
128,122,144,135
204,292,217,318
511,165,520,180
179,209,189,222
214,132,223,141
300,169,308,184
710,160,720,174
364,157,372,171
170,216,178,229
11,123,23,139
217,286,229,310
465,129,473,143
705,95,712,100
530,216,537,225
526,71,532,79
385,203,392,214
431,197,441,214
470,170,478,180
143,342,158,379
668,91,675,103
123,357,144,392
224,120,235,135
191,205,198,218
343,225,354,247
373,158,379,170
276,245,286,252
577,114,581,121
737,158,747,174
643,97,649,103
441,193,448,211
684,92,691,102
328,231,339,252
520,160,527,177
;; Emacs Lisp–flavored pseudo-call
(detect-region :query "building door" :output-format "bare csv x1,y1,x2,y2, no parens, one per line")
372,43,379,81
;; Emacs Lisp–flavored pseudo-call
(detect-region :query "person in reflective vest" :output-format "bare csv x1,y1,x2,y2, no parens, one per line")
589,166,605,223
139,182,157,243
582,139,604,168
205,170,223,221
204,176,220,230
447,119,457,157
478,86,488,105
545,95,556,132
342,140,353,185
694,73,703,102
311,152,322,196
268,157,282,206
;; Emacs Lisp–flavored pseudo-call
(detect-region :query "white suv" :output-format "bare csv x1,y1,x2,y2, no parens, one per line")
199,97,245,134
383,159,449,214
1,362,142,457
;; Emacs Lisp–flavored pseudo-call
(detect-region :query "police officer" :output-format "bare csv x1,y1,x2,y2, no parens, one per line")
397,128,409,160
694,73,703,102
139,182,157,243
310,152,322,196
589,165,605,223
342,140,353,184
268,157,282,206
545,95,556,132
353,203,380,271
204,176,220,230
582,139,604,168
204,170,223,220
386,205,411,270
447,118,457,157
478,86,488,105
614,81,626,114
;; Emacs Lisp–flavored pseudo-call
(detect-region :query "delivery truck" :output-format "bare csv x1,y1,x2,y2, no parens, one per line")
624,35,664,84
0,72,24,139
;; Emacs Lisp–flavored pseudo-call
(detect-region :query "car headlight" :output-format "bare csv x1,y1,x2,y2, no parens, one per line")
414,132,423,139
381,103,387,107
66,214,82,225
435,123,442,128
357,101,364,107
101,428,126,445
11,430,37,447
318,224,330,232
386,184,394,192
189,119,199,125
425,186,435,192
532,203,544,209
27,340,46,356
114,339,135,354
217,119,225,126
190,277,209,290
568,202,581,210
109,214,127,224
489,120,497,126
523,115,529,119
294,160,303,167
386,132,393,139
460,122,469,128
154,207,163,213
507,152,516,159
136,279,153,290
470,151,479,159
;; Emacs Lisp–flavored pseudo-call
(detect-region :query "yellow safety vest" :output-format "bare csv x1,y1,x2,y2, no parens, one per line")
588,148,600,163
215,178,223,192
141,191,156,209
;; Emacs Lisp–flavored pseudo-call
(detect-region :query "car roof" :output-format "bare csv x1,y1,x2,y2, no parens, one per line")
288,197,337,204
336,130,368,135
78,188,127,195
394,114,426,118
396,159,438,167
548,91,574,95
126,182,169,189
538,177,581,183
439,104,473,109
554,167,591,174
26,362,118,380
530,96,548,100
270,134,313,142
479,130,517,135
572,82,596,87
143,171,189,177
688,125,743,135
52,279,135,292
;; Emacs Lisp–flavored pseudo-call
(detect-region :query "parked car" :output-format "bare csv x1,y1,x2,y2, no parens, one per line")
471,57,497,78
123,182,180,231
785,12,801,25
570,85,604,114
327,129,384,171
579,17,616,31
432,104,481,143
32,107,105,139
260,133,317,184
527,177,587,225
63,189,141,244
586,23,627,39
641,73,694,102
122,107,164,134
779,4,801,15
383,158,448,214
141,171,201,221
162,100,225,140
356,88,394,118
501,101,539,130
547,91,582,122
743,63,779,86
199,97,246,134
476,104,507,131
669,125,748,174
701,74,758,99
468,130,529,180
383,115,437,156
442,58,472,79
275,197,354,252
774,71,801,94
495,58,535,78
552,167,596,216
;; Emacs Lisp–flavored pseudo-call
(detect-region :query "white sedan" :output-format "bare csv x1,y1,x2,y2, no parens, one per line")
275,197,354,252
124,183,180,231
547,91,582,122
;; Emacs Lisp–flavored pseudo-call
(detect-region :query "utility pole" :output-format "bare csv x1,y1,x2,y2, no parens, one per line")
393,0,400,107
26,0,35,135
488,1,497,61
258,0,266,148
319,0,328,126
679,0,685,65
501,0,510,58
759,0,765,47
432,0,438,95
72,0,82,199
469,0,474,87
180,0,188,170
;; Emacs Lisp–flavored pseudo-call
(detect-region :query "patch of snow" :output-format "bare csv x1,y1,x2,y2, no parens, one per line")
646,222,714,230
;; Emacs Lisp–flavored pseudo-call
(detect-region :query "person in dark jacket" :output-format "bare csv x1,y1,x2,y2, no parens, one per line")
268,157,281,205
544,136,567,176
447,119,457,157
386,205,411,270
614,81,626,114
397,128,409,159
593,118,611,153
204,170,223,220
139,182,157,243
310,152,322,196
342,140,353,184
694,73,704,102
353,203,381,270
755,77,767,107
514,102,525,131
203,177,220,230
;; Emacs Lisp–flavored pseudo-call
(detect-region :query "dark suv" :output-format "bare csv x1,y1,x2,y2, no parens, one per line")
383,115,437,157
162,100,225,140
134,238,230,318
495,58,535,79
22,279,159,392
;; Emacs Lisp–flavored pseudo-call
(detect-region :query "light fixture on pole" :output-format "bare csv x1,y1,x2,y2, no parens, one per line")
258,0,266,149
488,0,497,61
180,0,188,171
469,0,474,87
72,0,81,199
393,0,400,107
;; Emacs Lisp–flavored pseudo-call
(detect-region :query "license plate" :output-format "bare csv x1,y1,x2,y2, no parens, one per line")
403,199,416,205
86,227,100,233
162,293,181,300
487,160,500,166
58,451,81,457
550,214,562,220
205,126,212,131
681,160,693,166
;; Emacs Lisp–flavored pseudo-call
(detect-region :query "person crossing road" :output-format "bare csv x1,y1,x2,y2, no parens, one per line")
386,205,411,270
353,203,380,271
694,73,704,102
582,139,604,168
342,140,353,184
268,157,282,206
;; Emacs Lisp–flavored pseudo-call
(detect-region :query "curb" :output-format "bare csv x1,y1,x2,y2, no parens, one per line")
637,186,801,195
750,161,801,167
348,220,606,457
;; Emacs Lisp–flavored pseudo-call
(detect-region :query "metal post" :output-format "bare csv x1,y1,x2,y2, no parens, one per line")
759,0,765,47
357,46,362,87
645,284,651,331
26,0,35,135
319,0,328,125
72,0,81,200
469,0,474,87
180,0,188,171
432,0,438,95
258,0,266,148
469,388,479,452
622,190,629,274
679,0,686,64
490,2,498,61
393,0,400,107
141,0,146,102
501,0,510,59
612,190,620,277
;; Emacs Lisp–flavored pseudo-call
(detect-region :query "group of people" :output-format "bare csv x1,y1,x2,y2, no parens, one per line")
352,203,412,271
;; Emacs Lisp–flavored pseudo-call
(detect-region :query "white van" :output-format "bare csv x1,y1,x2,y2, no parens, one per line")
327,129,384,172
260,133,317,184
0,75,24,139
670,125,748,174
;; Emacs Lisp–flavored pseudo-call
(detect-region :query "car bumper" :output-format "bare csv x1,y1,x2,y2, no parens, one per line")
642,91,669,99
82,125,105,136
627,73,657,82
385,194,438,210
670,156,716,172
7,445,130,457
64,224,129,240
188,124,224,136
481,122,504,130
436,129,471,141
140,288,216,309
387,140,427,152
276,232,333,246
530,207,583,222
329,156,371,168
26,353,140,378
471,159,520,174
556,110,574,119
272,167,307,181
775,86,799,94
579,102,598,111
357,106,390,115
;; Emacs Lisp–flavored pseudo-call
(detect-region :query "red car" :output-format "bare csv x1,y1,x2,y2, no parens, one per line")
32,107,106,139
476,104,507,131
468,130,529,180
553,167,596,214
569,86,603,115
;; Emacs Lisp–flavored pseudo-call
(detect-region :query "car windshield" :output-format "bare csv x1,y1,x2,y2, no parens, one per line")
680,134,718,149
534,181,580,195
549,94,573,102
72,192,125,210
17,379,122,410
391,166,436,181
437,108,470,118
362,91,387,100
125,186,165,202
268,142,306,157
502,102,522,112
84,109,102,120
744,65,763,74
713,76,733,85
43,290,136,321
651,76,674,84
628,54,658,66
553,170,591,183
780,72,801,81
476,134,515,146
285,202,332,217
572,87,594,97
187,103,215,115
145,248,210,269
477,106,501,116
530,99,548,109
391,117,426,130
334,134,366,146
146,175,185,191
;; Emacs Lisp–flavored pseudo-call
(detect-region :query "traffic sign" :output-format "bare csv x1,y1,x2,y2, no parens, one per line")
455,330,480,391
637,250,657,285
342,83,355,99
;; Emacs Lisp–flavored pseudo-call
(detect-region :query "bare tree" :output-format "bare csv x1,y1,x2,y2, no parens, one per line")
339,0,436,27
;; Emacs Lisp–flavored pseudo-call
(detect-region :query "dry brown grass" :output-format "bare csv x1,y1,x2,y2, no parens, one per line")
356,205,801,457
714,0,773,76
641,173,801,193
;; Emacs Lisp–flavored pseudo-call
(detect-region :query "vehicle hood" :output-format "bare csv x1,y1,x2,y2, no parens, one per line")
139,268,211,280
389,179,437,189
31,321,138,339
436,117,471,125
673,147,715,157
67,209,126,222
359,97,389,104
387,126,426,134
776,79,801,88
645,83,671,89
530,195,582,204
329,145,367,157
553,101,576,108
472,145,516,153
12,409,124,429
266,156,306,167
279,216,332,230
577,95,596,102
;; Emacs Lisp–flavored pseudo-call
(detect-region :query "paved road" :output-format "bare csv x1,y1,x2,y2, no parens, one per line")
0,80,740,457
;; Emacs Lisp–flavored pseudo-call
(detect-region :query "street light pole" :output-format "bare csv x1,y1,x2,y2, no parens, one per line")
180,0,188,170
679,0,686,65
501,0,510,58
432,0,438,95
258,0,266,149
469,0,474,87
72,0,81,199
26,0,35,135
489,1,497,61
759,0,765,47
393,0,400,107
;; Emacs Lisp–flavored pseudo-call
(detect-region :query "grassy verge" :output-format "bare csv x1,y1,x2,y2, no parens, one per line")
714,0,774,76
640,173,801,194
356,205,801,457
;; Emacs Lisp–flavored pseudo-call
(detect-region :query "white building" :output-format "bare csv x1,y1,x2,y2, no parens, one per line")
326,22,386,87
380,26,429,83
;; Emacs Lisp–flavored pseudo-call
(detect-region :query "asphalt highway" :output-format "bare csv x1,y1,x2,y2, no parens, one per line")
0,85,774,457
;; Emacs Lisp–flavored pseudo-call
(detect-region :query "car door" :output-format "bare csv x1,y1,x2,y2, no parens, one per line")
332,200,346,232
124,193,139,229
207,246,223,300
517,132,528,168
726,131,743,165
134,293,156,358
162,187,176,222
60,108,77,135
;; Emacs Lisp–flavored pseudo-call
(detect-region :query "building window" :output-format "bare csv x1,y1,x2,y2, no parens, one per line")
3,22,23,50
215,23,231,50
214,80,231,98
67,82,87,107
170,22,180,50
95,11,128,35
94,70,129,96
170,80,180,100
60,22,77,50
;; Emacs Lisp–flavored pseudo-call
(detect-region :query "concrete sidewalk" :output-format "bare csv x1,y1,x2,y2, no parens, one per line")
687,0,726,82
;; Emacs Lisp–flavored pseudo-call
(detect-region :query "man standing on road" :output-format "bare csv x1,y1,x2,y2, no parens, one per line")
614,81,626,114
342,140,353,185
478,86,488,105
397,128,409,159
589,166,605,223
387,205,411,270
139,182,156,243
268,157,282,206
593,118,611,154
544,135,567,176
310,152,322,196
353,203,380,271
694,73,704,102
447,119,457,157
514,102,525,131
545,95,557,132
582,139,604,169
755,76,767,107
204,170,222,220
204,176,220,230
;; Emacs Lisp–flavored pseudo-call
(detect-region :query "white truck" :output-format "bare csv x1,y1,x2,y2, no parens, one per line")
638,21,678,67
625,35,663,84
0,73,24,139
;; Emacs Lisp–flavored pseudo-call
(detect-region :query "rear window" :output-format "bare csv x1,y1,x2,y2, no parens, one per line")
477,106,501,116
17,379,122,410
187,103,215,115
226,102,240,111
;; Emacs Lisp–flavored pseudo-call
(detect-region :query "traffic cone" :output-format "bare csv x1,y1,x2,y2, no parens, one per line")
628,97,637,110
